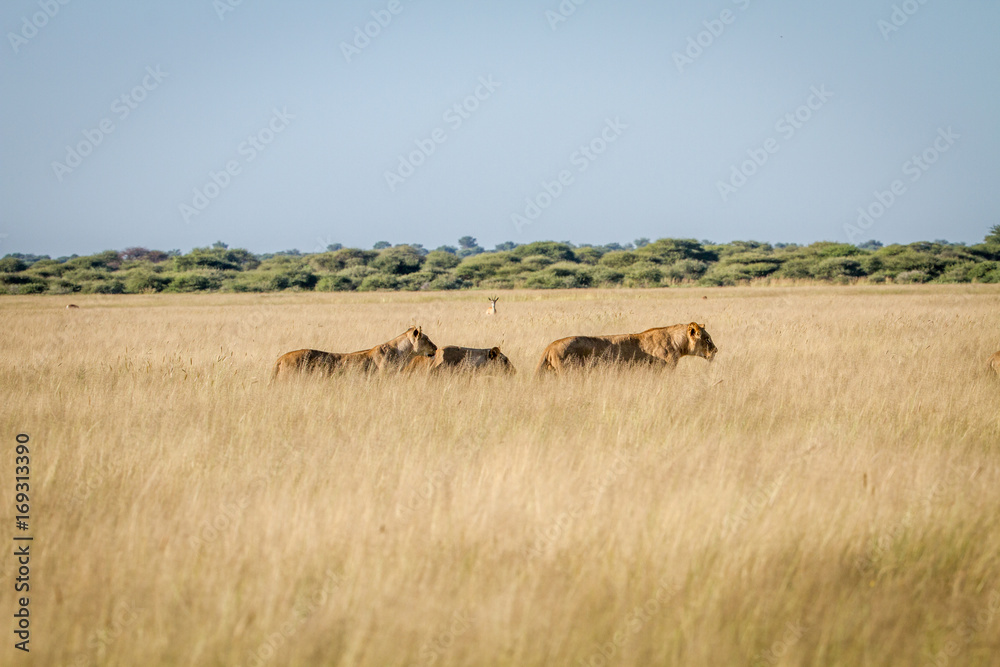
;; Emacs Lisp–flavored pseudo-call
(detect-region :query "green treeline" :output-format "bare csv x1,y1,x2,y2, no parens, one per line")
3,229,1000,295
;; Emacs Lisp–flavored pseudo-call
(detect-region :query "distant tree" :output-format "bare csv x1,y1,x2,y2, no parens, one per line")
857,240,883,251
634,237,650,248
425,250,461,270
510,241,575,262
494,241,519,252
603,242,626,252
121,247,151,261
408,243,428,256
212,241,228,249
3,253,49,266
0,257,27,273
310,248,377,271
435,245,458,255
326,243,343,252
985,225,1000,245
574,246,605,264
635,239,717,264
278,249,301,256
147,250,170,263
373,241,391,250
99,250,123,269
371,245,424,275
457,236,484,257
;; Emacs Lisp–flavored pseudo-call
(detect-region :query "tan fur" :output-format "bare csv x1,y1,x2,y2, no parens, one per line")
536,322,718,374
990,351,1000,376
485,296,499,316
273,327,436,378
406,345,515,374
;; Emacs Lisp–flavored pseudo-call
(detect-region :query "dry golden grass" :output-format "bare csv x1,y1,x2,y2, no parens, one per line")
2,285,1000,666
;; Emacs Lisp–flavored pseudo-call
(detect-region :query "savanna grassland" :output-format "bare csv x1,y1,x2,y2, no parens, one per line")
2,286,1000,666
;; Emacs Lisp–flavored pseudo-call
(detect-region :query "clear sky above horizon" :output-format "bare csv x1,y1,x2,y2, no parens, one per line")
2,0,998,257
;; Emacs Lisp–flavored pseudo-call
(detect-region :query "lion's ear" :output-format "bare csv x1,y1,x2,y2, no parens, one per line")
489,347,499,359
699,323,706,329
413,327,421,337
688,324,698,337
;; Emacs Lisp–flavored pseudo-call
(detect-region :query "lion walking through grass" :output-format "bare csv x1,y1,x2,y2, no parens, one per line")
273,326,437,377
536,322,717,374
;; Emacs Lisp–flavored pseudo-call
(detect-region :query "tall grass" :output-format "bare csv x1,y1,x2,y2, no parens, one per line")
1,285,999,666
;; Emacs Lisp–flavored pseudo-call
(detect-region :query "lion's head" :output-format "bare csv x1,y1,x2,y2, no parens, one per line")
486,346,516,374
688,323,718,361
408,327,437,356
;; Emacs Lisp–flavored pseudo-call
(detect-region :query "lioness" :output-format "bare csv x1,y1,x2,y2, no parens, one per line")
406,345,515,374
536,322,717,374
990,351,1000,376
273,326,437,377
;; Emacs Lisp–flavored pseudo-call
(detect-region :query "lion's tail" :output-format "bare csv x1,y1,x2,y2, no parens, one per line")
535,348,556,376
271,359,284,382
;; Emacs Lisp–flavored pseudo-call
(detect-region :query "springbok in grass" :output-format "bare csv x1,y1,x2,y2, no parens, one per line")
66,304,80,309
485,296,499,316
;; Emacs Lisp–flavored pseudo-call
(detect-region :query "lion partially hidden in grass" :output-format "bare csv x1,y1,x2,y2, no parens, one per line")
536,322,717,374
273,327,437,377
406,345,515,374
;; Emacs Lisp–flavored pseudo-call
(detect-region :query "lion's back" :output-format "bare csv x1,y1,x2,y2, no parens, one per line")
273,349,343,376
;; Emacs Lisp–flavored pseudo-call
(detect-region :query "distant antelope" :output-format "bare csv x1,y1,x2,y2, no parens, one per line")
66,304,80,309
485,296,499,316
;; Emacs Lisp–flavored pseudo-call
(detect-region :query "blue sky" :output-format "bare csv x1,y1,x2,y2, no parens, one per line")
1,0,998,257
